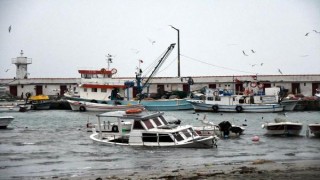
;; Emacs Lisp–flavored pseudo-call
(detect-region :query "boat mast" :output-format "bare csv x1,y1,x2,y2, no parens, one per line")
106,54,113,70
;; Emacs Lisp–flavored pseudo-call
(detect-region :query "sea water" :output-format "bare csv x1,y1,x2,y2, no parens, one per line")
0,110,319,179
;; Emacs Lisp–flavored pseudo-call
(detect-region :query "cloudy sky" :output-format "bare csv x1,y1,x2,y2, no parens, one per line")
1,0,320,79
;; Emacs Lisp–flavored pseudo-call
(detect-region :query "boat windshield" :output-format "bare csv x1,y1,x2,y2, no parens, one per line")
143,119,155,129
159,116,168,125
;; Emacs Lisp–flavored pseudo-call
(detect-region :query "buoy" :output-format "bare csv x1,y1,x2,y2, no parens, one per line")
252,135,260,142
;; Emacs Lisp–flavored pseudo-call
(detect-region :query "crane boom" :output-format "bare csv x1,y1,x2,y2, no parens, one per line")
136,43,176,100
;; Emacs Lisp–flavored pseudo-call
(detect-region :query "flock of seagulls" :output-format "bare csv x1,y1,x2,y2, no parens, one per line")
6,23,316,76
242,49,255,56
305,30,320,36
250,63,264,67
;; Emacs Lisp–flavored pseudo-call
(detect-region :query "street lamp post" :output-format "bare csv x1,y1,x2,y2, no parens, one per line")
170,25,180,77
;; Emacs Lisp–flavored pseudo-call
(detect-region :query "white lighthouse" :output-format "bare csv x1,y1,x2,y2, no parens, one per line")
11,50,32,79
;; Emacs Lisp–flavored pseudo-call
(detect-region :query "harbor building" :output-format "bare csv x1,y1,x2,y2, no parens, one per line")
0,51,319,99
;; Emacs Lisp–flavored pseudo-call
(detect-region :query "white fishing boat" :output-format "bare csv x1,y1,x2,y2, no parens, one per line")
0,103,29,112
68,100,144,112
188,88,283,113
64,44,193,111
0,116,14,129
308,123,320,137
261,117,303,136
90,109,218,148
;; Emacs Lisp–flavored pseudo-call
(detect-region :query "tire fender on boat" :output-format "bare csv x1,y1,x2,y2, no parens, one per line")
79,106,86,112
212,105,219,112
111,68,117,74
112,125,119,132
235,106,243,113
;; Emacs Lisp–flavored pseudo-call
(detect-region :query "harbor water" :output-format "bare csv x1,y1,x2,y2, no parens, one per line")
0,110,320,179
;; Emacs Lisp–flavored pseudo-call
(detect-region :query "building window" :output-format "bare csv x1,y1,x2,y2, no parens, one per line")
91,88,97,92
304,83,306,86
45,85,47,88
101,89,107,93
21,85,24,88
84,88,87,92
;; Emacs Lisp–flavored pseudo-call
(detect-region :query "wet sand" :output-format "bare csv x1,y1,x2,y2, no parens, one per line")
47,159,320,180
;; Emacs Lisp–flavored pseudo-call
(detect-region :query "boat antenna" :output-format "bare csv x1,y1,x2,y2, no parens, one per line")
106,54,113,70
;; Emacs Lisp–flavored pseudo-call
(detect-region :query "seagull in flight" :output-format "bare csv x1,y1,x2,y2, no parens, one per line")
242,50,248,56
5,69,10,72
278,68,283,75
147,37,156,45
8,25,11,33
250,64,257,67
251,49,255,53
260,63,264,66
305,32,309,36
313,30,320,33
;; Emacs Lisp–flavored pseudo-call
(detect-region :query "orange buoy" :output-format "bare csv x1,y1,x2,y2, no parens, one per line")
125,108,143,114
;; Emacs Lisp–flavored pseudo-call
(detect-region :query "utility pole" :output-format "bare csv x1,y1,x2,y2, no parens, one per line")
170,25,180,77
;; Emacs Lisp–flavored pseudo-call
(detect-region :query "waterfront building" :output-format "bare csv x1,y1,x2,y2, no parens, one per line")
0,51,319,99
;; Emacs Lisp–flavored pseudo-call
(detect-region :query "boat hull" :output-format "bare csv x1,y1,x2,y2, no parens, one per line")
280,100,298,111
68,100,144,112
140,99,193,111
31,102,51,110
189,101,283,113
308,124,320,137
0,116,14,129
262,122,303,136
90,133,216,148
65,97,193,111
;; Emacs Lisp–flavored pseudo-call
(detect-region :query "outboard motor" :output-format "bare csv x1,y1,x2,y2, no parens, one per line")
218,121,232,137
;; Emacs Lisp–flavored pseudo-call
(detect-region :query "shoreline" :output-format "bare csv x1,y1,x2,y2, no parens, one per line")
42,159,320,180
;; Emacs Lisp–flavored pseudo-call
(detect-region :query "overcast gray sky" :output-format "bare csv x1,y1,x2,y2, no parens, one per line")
1,0,320,79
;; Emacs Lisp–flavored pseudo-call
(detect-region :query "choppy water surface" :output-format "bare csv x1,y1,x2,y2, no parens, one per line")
0,110,319,179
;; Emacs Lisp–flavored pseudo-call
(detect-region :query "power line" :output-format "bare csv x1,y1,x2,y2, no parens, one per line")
181,54,257,74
